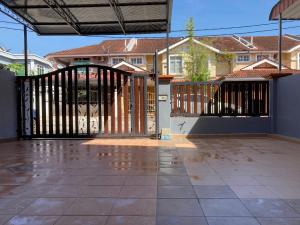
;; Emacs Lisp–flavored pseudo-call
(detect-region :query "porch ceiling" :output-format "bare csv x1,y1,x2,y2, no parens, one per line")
270,0,300,20
0,0,172,35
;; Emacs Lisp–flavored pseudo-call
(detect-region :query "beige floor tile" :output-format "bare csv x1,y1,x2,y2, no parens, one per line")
230,185,279,199
119,186,157,198
111,199,156,216
54,216,107,225
106,216,155,225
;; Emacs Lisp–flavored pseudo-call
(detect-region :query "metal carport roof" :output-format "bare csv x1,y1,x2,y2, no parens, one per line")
270,0,300,20
0,0,173,35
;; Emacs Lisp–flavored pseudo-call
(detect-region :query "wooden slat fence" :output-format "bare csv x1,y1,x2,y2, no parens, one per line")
171,81,269,117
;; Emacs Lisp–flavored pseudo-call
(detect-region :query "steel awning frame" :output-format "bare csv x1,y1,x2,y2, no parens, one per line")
0,0,173,35
270,0,300,20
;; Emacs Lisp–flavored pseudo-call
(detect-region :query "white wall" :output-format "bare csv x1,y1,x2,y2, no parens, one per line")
0,70,18,140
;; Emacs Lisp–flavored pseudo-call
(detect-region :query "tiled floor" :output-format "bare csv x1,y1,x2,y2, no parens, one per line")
1,136,300,224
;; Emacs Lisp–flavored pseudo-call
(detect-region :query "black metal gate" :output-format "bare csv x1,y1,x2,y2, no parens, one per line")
18,65,155,138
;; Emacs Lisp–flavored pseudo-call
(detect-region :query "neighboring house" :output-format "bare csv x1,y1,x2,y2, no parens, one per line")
46,34,300,80
0,47,53,76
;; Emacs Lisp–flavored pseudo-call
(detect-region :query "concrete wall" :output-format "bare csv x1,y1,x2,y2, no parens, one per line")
274,74,300,139
171,117,271,135
0,70,17,140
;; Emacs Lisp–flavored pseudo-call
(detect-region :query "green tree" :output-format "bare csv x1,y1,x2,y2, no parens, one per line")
5,63,25,76
184,17,210,82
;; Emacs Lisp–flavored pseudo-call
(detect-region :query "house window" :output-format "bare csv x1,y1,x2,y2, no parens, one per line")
112,57,124,65
36,65,44,75
237,55,250,63
74,58,90,65
257,54,269,61
169,55,183,74
130,57,143,65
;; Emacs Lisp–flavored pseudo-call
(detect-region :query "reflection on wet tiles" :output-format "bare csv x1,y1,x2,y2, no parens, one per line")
1,137,300,223
6,215,59,225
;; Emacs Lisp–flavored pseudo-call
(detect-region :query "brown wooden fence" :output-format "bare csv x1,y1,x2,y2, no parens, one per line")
171,81,269,117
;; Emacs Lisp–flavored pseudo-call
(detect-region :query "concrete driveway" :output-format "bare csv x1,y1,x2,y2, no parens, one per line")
0,136,300,225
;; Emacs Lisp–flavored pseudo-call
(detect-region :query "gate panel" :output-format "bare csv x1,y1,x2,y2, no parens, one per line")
19,65,154,138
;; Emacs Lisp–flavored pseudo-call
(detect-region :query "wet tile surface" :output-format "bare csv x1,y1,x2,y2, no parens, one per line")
1,137,300,224
55,216,107,225
106,216,155,225
157,216,208,225
242,199,300,217
6,215,59,225
157,199,204,216
194,185,238,199
207,217,260,225
200,199,251,216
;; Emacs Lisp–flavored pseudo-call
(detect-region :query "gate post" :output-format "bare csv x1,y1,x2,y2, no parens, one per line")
158,75,174,139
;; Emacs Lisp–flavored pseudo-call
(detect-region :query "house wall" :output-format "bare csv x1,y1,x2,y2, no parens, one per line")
216,60,231,77
160,42,220,79
289,51,299,69
170,117,271,135
274,74,300,139
0,70,18,140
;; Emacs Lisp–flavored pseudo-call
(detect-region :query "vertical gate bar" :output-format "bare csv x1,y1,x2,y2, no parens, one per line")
193,84,197,114
54,73,59,135
266,82,270,115
35,78,40,135
248,82,253,116
110,71,115,134
68,69,73,135
124,75,129,134
214,84,219,115
200,84,204,115
130,76,135,134
253,82,260,116
97,67,102,135
154,51,159,139
17,78,23,137
144,76,148,135
86,67,90,135
48,75,53,135
173,84,178,114
41,77,46,135
103,69,109,134
140,77,145,134
180,85,185,114
259,82,264,115
228,83,232,115
241,83,246,115
207,84,211,115
234,83,239,115
61,71,66,135
224,83,228,114
221,83,225,115
74,68,79,135
117,72,122,133
134,77,140,134
29,78,33,136
261,82,267,115
187,84,191,114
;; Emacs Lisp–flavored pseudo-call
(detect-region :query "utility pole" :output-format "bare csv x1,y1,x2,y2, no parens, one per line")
278,13,282,72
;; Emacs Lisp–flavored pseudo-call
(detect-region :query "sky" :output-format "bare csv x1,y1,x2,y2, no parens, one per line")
0,0,299,56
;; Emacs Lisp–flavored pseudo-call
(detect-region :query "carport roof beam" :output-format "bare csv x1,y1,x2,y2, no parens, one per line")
0,0,173,35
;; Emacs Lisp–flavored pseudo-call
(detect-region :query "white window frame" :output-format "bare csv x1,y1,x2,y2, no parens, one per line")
256,54,270,62
130,57,144,65
236,54,251,63
111,57,125,65
36,64,44,75
169,54,183,75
